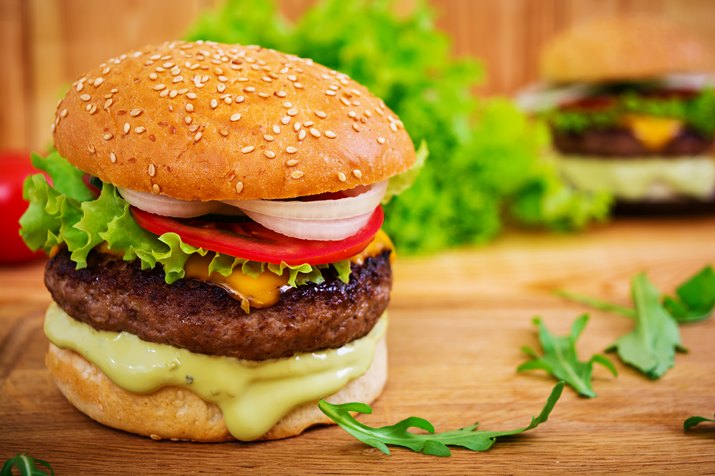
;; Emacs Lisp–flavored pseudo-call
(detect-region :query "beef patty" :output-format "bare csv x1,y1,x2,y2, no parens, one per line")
45,249,392,361
551,127,713,157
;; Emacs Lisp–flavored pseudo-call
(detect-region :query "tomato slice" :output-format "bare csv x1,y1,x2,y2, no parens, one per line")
131,206,384,266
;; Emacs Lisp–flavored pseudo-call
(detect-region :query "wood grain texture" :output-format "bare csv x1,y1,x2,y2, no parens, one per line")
1,218,714,474
3,0,715,150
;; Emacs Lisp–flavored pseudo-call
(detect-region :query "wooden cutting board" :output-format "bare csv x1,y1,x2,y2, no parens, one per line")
1,217,714,474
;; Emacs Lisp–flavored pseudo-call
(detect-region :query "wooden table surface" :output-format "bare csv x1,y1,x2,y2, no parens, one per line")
1,217,714,474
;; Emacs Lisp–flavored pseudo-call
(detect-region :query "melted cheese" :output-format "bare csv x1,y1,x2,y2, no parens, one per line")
624,115,682,151
44,303,387,441
185,229,394,309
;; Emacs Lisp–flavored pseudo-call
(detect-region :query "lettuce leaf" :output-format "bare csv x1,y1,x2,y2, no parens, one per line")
20,153,350,287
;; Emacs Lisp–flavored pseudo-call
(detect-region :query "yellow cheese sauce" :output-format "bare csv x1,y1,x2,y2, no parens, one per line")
44,303,387,441
184,229,394,309
623,115,682,151
558,155,715,200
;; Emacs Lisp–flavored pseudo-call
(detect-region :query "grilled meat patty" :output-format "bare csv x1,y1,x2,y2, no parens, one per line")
45,249,391,361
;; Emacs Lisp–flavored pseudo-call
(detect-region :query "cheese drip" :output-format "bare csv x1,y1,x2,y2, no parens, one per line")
44,303,387,441
184,229,394,309
623,115,682,151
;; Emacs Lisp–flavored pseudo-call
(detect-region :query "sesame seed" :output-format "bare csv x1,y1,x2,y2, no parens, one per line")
185,103,194,112
178,88,189,95
123,123,130,134
135,126,146,134
235,181,244,193
353,169,362,178
230,113,241,122
184,116,192,125
294,82,304,89
325,90,336,96
167,90,176,98
298,129,306,140
172,75,183,84
186,92,197,99
50,123,56,132
315,110,327,119
210,99,218,109
163,61,174,68
194,131,203,142
236,95,245,103
329,84,339,91
262,76,272,82
264,150,276,159
286,146,298,154
152,183,161,194
348,111,357,118
364,110,372,117
309,128,321,138
293,122,301,132
324,130,337,138
189,124,199,132
89,104,98,115
130,108,143,117
219,128,229,137
272,125,281,134
148,164,156,177
286,159,299,167
352,123,360,132
258,92,270,98
76,83,84,92
243,86,256,93
217,83,226,93
377,137,386,144
60,108,68,118
264,134,274,141
218,75,228,82
103,132,113,141
224,97,232,104
304,120,314,127
80,94,91,102
241,145,255,154
93,77,104,87
340,97,351,107
287,75,297,81
287,108,298,116
281,116,291,125
390,123,398,132
290,171,304,179
338,172,347,182
153,84,166,91
85,104,92,112
110,152,117,163
275,90,287,98
283,102,292,108
88,144,96,154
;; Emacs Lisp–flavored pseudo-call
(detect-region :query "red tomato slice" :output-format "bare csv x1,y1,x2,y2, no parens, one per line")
131,206,384,266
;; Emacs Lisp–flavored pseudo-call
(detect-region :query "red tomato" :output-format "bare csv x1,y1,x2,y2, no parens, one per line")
131,206,384,266
0,151,44,264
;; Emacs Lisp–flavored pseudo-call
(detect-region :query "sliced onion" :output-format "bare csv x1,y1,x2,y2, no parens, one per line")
118,187,233,218
515,82,596,113
242,209,374,241
223,180,388,220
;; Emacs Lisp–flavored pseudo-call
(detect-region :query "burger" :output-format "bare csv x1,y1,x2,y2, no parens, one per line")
20,40,420,441
517,16,715,212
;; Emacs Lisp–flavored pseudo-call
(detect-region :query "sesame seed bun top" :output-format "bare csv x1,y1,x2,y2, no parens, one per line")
52,41,416,201
540,17,714,83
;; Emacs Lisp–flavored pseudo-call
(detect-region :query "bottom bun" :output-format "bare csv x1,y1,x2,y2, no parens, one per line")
46,338,387,442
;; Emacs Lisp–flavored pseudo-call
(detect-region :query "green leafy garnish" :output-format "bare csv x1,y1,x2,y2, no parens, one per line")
318,382,564,457
663,265,715,323
188,0,610,254
19,151,349,289
608,274,685,379
518,315,617,397
546,88,715,137
1,454,54,476
684,413,715,431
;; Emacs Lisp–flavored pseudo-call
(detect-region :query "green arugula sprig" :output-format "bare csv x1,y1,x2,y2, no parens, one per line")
518,315,617,397
684,413,715,431
318,382,564,457
557,268,715,379
1,454,53,476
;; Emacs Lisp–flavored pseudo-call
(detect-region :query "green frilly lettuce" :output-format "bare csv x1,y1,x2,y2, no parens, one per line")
20,151,351,287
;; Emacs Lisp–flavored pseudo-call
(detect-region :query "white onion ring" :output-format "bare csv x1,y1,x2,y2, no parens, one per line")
515,82,596,113
223,181,388,220
118,187,231,218
242,209,374,241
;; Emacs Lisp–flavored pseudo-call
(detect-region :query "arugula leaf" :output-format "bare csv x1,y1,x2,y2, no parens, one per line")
663,265,715,323
609,274,685,379
518,315,617,397
1,454,54,476
318,382,564,457
684,413,715,431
